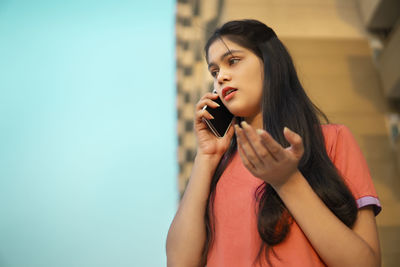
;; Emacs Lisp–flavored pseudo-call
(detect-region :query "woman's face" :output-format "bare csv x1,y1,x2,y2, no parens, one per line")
207,37,264,120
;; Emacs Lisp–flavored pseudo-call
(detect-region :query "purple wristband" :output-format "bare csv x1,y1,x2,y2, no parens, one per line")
356,196,382,216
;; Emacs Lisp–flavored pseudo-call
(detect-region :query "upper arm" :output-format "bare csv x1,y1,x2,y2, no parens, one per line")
352,206,381,265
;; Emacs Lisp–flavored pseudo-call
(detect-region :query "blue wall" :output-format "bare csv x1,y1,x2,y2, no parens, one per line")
0,1,177,266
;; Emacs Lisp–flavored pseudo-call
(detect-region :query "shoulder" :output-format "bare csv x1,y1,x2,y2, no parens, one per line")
321,123,351,137
322,124,381,215
321,124,355,158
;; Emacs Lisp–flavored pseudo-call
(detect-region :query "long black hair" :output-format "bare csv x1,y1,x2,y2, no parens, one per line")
202,19,358,265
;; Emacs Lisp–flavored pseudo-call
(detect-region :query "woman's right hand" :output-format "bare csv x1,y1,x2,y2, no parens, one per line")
194,92,235,158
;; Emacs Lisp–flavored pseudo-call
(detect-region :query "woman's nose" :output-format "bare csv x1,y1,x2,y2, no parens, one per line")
217,69,231,84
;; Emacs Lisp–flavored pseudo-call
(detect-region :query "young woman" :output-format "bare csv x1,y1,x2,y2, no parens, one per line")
167,19,381,267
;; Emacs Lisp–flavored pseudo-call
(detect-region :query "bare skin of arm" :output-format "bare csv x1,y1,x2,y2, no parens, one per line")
166,154,219,267
276,172,380,267
235,121,381,267
166,93,234,267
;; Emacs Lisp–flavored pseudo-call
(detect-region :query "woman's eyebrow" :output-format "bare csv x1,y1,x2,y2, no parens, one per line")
208,49,243,69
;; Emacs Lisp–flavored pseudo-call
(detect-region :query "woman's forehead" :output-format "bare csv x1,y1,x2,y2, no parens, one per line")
207,38,247,63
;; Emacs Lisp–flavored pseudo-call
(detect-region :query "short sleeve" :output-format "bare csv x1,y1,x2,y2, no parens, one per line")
323,124,381,216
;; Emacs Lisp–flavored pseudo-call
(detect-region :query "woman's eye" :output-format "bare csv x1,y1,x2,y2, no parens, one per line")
211,70,219,77
229,58,240,65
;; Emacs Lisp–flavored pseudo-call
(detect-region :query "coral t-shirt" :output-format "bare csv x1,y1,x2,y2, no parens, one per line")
206,124,381,267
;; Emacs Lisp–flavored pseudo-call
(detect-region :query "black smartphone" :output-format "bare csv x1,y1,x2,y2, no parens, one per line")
202,96,234,137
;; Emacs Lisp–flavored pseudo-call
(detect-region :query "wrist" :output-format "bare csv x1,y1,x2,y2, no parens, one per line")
189,153,222,184
195,152,223,166
272,169,305,195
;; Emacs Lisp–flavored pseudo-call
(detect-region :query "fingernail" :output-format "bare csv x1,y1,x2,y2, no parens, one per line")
235,125,241,134
215,102,220,107
241,121,247,127
256,129,264,135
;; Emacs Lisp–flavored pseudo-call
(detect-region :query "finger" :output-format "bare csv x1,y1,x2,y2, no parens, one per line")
283,127,304,157
195,109,214,122
235,124,262,167
235,126,256,170
196,98,220,111
200,92,219,101
256,128,285,161
240,121,275,163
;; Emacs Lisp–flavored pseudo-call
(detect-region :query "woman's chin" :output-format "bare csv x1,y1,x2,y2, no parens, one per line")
229,107,261,121
227,105,253,118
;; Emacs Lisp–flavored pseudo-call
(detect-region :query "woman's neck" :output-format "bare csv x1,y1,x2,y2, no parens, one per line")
245,111,263,129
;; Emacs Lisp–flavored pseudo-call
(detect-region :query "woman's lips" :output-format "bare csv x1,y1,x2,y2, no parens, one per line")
224,90,237,101
222,86,238,101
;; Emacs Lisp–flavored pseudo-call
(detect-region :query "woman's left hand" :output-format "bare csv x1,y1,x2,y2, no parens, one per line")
235,121,304,189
